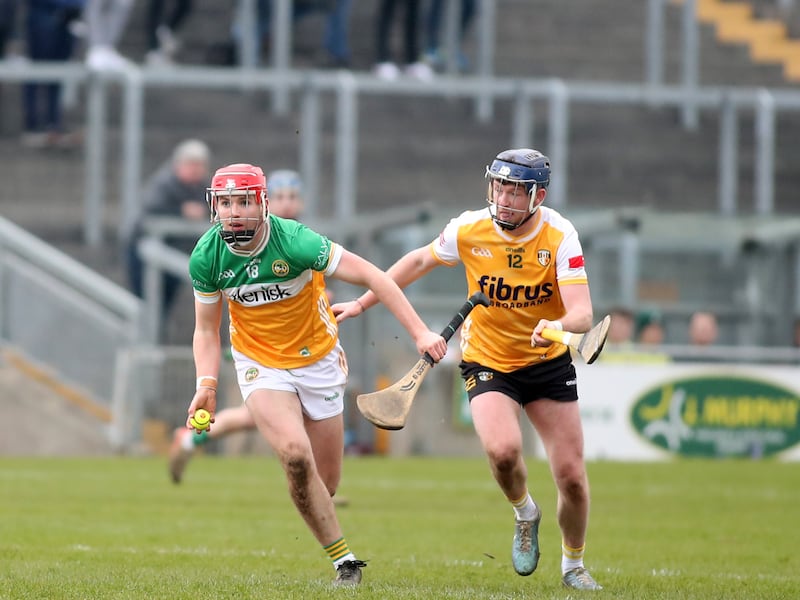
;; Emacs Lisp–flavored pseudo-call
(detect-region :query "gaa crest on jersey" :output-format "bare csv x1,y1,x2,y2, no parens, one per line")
245,367,259,382
537,249,551,267
272,259,290,276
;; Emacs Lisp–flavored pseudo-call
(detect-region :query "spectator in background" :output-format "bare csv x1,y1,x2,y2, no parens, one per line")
373,0,434,81
144,0,194,66
123,139,210,320
688,310,719,346
83,0,134,71
636,309,665,345
424,0,475,73
224,0,352,68
21,0,85,149
793,317,800,348
606,306,635,346
0,0,19,58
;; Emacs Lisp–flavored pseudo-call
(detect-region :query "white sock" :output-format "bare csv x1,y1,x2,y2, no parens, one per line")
511,492,538,521
562,542,585,573
333,552,356,569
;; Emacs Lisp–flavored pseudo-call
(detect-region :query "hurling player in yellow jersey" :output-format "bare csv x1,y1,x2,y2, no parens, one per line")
334,149,602,591
186,163,447,587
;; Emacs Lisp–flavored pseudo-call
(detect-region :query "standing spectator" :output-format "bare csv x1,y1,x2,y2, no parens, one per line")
83,0,134,71
373,0,433,81
295,0,352,68
0,0,20,58
123,138,210,322
224,0,352,68
334,148,603,590
424,0,475,73
21,0,85,149
688,310,719,346
144,0,194,66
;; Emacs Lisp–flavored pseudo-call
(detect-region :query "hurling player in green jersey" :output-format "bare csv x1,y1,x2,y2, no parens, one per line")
184,163,447,586
170,170,319,481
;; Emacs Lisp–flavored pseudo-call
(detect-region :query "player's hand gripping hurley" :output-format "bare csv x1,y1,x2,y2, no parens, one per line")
539,314,611,364
356,292,491,430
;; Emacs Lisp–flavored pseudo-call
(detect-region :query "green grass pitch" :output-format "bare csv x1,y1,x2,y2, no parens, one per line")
1,456,797,599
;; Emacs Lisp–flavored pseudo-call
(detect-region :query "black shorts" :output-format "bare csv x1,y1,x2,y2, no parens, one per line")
459,352,578,406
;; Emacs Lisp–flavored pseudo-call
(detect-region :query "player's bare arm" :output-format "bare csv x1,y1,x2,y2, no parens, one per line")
531,283,593,347
188,298,224,422
332,249,447,360
332,246,439,322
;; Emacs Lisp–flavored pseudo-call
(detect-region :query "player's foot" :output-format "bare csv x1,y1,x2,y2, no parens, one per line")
333,559,366,586
168,428,193,484
511,505,541,576
562,567,603,590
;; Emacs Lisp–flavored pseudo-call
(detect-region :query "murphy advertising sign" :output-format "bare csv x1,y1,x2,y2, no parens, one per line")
631,375,800,458
572,364,800,461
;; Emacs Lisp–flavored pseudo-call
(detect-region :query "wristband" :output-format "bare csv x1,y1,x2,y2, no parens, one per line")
196,376,218,391
551,320,564,331
355,298,366,313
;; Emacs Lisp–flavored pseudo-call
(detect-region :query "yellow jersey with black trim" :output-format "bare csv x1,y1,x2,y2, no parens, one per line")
189,216,341,369
430,206,589,372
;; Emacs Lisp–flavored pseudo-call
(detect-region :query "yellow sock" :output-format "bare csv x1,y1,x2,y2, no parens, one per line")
324,537,355,568
562,541,585,574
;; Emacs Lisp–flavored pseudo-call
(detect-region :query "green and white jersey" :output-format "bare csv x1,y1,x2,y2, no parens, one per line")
189,215,343,369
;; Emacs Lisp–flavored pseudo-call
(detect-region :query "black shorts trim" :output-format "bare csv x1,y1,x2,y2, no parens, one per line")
459,352,578,406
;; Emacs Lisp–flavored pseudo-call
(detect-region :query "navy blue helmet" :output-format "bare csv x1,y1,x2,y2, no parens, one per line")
485,148,551,230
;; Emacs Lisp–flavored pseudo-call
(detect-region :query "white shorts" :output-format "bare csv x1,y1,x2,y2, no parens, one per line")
231,343,349,421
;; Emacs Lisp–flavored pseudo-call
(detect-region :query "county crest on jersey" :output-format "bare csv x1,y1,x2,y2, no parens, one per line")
189,216,341,369
430,206,589,372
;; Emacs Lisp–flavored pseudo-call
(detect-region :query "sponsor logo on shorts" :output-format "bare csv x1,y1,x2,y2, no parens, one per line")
466,371,494,392
566,378,577,386
324,392,340,402
245,367,259,382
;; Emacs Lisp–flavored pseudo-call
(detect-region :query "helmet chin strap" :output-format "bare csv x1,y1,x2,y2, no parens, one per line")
219,218,266,250
491,203,538,231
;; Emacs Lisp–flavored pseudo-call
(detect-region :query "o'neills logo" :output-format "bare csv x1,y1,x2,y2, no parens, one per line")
631,375,800,458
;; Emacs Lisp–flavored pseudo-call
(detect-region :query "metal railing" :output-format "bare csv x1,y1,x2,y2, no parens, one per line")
0,216,144,448
1,0,798,245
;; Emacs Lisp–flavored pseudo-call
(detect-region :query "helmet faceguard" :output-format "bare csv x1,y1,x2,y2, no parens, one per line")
207,163,268,247
485,148,550,230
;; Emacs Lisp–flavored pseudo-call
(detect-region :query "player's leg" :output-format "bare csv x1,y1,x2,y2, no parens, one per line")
470,389,541,576
168,404,255,483
247,388,363,584
525,399,602,590
306,413,344,496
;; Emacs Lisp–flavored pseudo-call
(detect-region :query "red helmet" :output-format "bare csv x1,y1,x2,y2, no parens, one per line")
207,163,268,246
209,163,267,199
